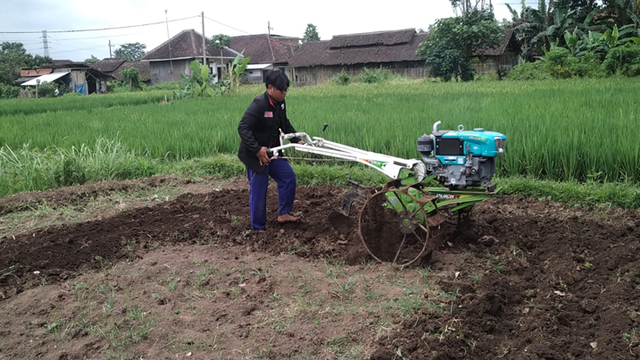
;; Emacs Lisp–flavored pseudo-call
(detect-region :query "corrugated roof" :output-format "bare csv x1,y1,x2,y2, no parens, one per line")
21,71,70,86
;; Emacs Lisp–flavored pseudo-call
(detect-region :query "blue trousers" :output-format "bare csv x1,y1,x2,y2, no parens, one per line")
246,158,296,230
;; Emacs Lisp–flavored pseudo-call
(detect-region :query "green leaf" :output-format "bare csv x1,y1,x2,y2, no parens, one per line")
201,64,210,82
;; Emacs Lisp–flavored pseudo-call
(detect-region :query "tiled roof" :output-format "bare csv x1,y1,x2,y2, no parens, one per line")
112,61,151,82
20,68,53,77
230,34,295,64
91,58,126,73
142,29,239,61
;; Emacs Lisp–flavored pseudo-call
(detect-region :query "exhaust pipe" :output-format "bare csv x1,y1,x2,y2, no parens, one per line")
433,121,441,133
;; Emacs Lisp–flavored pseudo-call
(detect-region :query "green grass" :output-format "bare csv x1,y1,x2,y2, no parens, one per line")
1,78,640,205
0,90,171,117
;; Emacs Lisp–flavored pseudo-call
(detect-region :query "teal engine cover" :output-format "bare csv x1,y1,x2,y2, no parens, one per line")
417,122,506,189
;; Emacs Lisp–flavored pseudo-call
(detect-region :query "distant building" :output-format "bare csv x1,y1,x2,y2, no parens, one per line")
141,29,241,85
290,27,521,85
289,29,428,86
19,61,110,95
473,27,520,77
230,34,298,83
91,58,151,86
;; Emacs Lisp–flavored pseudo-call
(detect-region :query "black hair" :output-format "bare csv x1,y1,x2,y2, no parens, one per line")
264,70,289,91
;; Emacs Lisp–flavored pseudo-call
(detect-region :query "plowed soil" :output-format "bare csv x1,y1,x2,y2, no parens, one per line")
1,177,639,360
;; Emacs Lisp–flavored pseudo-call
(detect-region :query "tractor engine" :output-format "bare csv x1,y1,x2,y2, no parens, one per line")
417,121,506,191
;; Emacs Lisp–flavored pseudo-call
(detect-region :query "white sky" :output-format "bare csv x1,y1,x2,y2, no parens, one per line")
1,0,518,62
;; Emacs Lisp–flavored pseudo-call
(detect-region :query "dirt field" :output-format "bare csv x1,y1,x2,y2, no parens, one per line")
1,176,639,360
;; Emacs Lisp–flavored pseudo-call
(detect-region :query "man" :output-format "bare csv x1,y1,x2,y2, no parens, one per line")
237,70,303,231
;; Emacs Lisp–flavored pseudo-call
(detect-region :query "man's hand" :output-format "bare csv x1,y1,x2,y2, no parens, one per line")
257,146,271,166
297,141,305,145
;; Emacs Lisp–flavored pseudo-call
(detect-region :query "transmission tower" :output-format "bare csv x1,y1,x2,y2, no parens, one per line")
42,30,50,57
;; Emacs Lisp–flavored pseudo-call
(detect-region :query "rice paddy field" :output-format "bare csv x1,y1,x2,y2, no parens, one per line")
1,78,639,191
2,79,640,360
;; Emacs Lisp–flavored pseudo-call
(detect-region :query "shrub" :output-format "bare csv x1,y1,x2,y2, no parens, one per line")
602,44,640,77
543,48,579,79
331,69,350,85
507,61,552,80
149,81,182,91
54,156,87,186
0,83,20,99
356,67,394,83
575,52,607,78
37,82,61,98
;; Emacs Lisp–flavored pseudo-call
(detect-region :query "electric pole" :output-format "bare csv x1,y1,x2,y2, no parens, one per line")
166,9,174,81
202,11,206,66
109,40,113,58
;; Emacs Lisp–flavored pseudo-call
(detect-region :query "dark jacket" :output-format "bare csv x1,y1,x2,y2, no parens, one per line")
238,92,300,173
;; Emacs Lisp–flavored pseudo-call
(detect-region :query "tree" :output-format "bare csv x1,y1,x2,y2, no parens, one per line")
122,66,142,90
303,24,320,42
450,0,493,15
228,52,251,92
0,42,33,85
33,55,53,67
210,34,231,80
416,9,503,81
85,55,99,64
508,1,584,58
113,43,146,61
602,0,640,26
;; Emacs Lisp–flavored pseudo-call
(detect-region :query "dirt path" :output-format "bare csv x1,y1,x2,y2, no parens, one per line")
1,178,639,359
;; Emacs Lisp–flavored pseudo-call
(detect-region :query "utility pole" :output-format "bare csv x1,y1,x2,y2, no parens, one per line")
166,9,174,81
41,30,50,58
201,11,206,66
108,40,113,58
268,21,273,36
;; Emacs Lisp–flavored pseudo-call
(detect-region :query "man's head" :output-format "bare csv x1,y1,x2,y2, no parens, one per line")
265,70,289,102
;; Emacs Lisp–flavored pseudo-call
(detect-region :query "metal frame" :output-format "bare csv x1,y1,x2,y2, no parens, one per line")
268,131,426,181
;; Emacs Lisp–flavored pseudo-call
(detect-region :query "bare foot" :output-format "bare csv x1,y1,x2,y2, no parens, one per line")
277,213,300,224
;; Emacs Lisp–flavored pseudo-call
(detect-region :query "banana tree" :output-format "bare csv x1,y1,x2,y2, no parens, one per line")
228,52,250,92
179,60,218,98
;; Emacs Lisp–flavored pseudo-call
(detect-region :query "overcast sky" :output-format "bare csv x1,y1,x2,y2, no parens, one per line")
1,0,517,62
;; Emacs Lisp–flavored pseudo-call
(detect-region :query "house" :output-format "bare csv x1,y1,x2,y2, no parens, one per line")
91,58,126,78
20,61,110,95
289,27,521,84
141,29,241,85
230,34,298,83
111,61,151,85
473,27,520,77
92,58,152,86
14,68,54,85
289,28,429,86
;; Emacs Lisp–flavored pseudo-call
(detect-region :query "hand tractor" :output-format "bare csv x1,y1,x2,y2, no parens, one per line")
268,121,507,267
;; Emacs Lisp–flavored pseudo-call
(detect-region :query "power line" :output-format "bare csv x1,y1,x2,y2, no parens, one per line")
203,16,251,35
0,15,200,34
52,31,155,42
48,45,108,55
0,38,42,43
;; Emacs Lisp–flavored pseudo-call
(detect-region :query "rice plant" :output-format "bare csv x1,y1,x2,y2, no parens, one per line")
1,77,639,186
